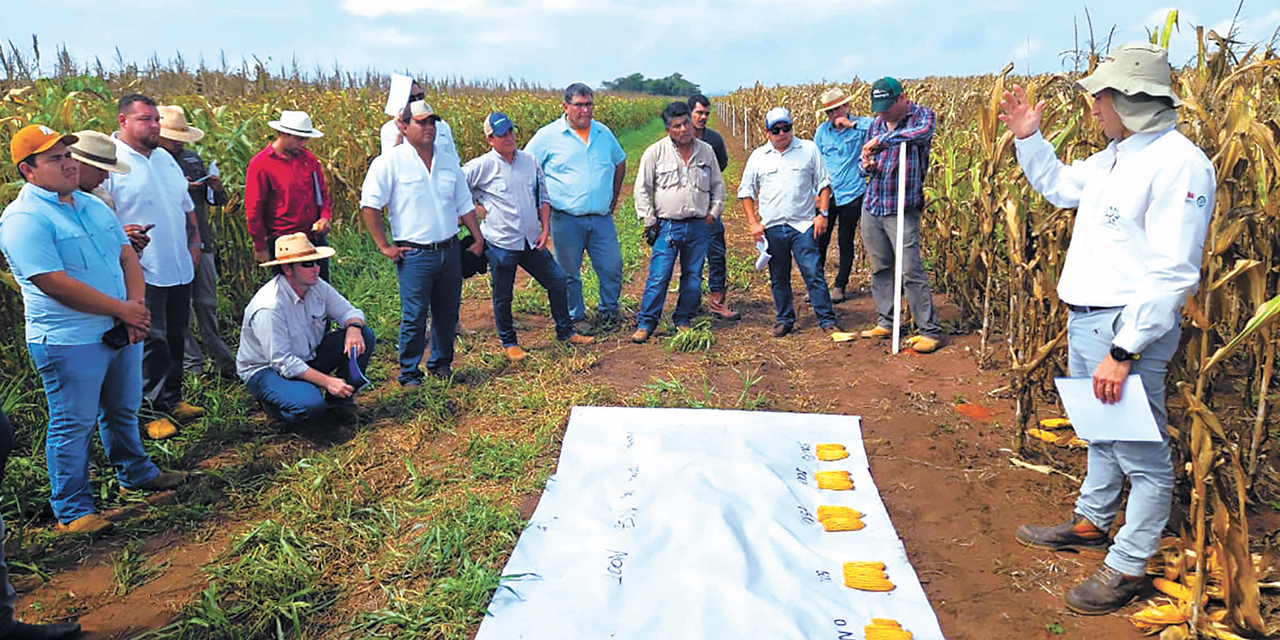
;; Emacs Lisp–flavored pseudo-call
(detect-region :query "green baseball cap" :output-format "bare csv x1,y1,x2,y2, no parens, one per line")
870,77,903,112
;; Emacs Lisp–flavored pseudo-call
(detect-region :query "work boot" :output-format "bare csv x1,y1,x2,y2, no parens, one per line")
630,328,651,344
860,325,891,339
503,345,527,362
130,471,189,492
706,291,741,320
831,286,847,303
2,620,82,639
144,417,178,440
1016,514,1110,555
564,333,594,346
169,401,205,422
55,514,112,535
1064,564,1145,615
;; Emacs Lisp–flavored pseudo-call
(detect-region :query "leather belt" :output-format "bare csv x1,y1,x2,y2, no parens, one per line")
1066,303,1122,313
396,238,457,251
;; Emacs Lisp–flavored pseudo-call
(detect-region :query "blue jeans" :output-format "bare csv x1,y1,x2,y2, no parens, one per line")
549,211,623,322
27,340,159,523
706,216,728,293
487,244,574,346
636,218,711,331
396,243,462,382
0,410,14,632
764,225,838,329
1068,308,1180,576
245,326,376,424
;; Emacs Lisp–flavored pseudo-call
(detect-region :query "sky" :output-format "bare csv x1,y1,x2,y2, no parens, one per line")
4,1,1277,95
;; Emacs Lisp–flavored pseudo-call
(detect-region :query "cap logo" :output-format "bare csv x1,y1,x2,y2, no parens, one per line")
38,125,55,136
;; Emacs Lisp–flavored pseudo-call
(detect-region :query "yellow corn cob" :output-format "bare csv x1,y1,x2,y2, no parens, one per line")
821,516,865,532
844,561,886,570
1039,418,1072,429
865,627,913,640
816,448,849,461
1129,603,1189,625
815,505,861,522
1153,577,1192,602
846,578,896,592
815,470,853,490
1026,428,1059,443
868,619,901,628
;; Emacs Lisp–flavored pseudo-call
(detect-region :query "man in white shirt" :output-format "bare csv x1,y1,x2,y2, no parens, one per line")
1000,43,1216,615
738,107,840,338
103,93,205,438
380,74,458,160
237,233,375,425
463,112,593,361
361,100,484,385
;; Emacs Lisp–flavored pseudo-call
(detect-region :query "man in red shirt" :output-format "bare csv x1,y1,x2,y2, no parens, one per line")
245,110,333,279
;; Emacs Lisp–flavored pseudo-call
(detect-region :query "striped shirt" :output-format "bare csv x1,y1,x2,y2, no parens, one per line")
863,102,934,216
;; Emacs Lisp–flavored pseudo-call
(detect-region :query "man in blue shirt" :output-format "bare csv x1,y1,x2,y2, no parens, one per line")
526,83,627,334
0,125,184,535
814,87,873,303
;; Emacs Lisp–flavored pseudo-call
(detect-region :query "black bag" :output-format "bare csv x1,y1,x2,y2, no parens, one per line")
460,235,488,279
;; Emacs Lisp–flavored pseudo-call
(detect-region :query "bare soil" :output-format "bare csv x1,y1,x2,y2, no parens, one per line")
10,122,1274,640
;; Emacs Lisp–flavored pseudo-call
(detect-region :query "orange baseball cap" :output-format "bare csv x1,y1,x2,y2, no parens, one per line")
10,124,78,165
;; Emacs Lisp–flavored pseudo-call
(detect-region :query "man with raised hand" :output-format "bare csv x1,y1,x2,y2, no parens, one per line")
237,233,375,425
526,83,627,334
1,125,185,535
154,105,235,379
245,110,333,279
1001,43,1215,615
687,93,740,321
814,87,873,302
738,107,839,338
361,100,484,385
104,93,205,438
631,101,725,343
380,74,458,159
858,78,944,353
464,112,594,361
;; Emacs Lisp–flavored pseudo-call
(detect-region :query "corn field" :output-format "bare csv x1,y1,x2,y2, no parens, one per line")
721,26,1279,638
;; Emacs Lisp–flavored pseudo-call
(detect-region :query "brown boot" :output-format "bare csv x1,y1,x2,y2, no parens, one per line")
1065,564,1145,615
1016,514,1110,555
707,291,741,320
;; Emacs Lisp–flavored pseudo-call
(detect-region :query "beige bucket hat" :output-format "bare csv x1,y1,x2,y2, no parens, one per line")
260,232,336,267
68,130,130,174
268,111,324,138
158,105,205,143
1075,43,1182,107
818,87,853,112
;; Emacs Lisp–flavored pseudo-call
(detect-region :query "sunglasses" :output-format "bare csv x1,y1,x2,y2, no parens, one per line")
769,123,792,134
295,260,319,268
409,92,426,102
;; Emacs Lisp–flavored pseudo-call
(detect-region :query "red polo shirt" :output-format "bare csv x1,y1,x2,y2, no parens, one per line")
244,143,333,252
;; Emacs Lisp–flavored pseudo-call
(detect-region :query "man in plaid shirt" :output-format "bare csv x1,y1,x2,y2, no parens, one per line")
858,77,944,353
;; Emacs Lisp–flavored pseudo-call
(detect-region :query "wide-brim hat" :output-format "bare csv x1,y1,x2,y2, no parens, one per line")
268,111,324,138
1075,42,1182,107
69,130,131,174
158,105,204,142
260,232,336,267
818,87,852,112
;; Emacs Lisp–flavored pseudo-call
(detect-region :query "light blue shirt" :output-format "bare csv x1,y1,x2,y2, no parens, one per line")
0,183,129,344
525,116,625,216
814,116,873,206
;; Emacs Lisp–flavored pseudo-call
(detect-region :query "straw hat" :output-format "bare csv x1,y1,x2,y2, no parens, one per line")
68,131,131,174
818,87,852,112
268,111,324,138
1075,43,1182,107
158,105,205,143
260,232,336,267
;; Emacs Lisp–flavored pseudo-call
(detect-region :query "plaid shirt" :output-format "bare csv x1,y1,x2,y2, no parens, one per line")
863,102,935,216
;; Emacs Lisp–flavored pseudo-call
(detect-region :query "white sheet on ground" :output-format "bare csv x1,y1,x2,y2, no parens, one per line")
475,406,946,640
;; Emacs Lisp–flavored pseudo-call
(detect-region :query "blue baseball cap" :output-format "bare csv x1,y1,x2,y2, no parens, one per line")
484,112,515,137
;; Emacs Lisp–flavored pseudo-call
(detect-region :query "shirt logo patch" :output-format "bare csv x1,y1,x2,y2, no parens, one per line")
1101,206,1120,227
1196,195,1207,207
1186,191,1208,208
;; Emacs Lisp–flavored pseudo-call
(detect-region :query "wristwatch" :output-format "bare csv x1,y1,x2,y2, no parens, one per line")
1109,345,1142,362
817,209,829,218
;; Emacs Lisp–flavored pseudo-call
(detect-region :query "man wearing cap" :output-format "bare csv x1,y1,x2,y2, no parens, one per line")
814,87,874,302
237,233,375,424
858,77,944,353
360,100,484,385
68,130,148,254
687,93,740,321
380,74,457,159
245,110,333,279
463,112,594,361
1000,44,1215,615
154,106,235,379
103,93,206,436
630,101,725,343
526,83,627,333
0,125,185,535
738,107,840,338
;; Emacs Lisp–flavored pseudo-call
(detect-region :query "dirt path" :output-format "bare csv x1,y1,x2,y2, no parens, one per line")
12,118,1152,639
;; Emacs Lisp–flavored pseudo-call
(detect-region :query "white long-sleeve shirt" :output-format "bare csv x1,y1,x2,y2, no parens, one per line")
236,274,366,381
1014,127,1215,353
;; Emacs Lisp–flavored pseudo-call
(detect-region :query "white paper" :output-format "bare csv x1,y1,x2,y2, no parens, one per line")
206,160,220,205
754,239,771,270
475,407,946,640
384,73,413,116
1054,375,1162,442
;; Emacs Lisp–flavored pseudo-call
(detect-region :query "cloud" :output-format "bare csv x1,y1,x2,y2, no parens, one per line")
1009,38,1043,61
353,26,421,49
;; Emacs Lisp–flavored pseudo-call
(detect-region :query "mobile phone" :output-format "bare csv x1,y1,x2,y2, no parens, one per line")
102,323,129,349
192,175,210,184
141,223,156,234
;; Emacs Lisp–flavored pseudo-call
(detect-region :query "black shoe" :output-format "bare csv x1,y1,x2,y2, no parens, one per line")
398,377,423,388
1016,514,1110,555
2,621,82,639
427,367,453,380
1064,564,1145,615
572,320,596,337
770,323,793,338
